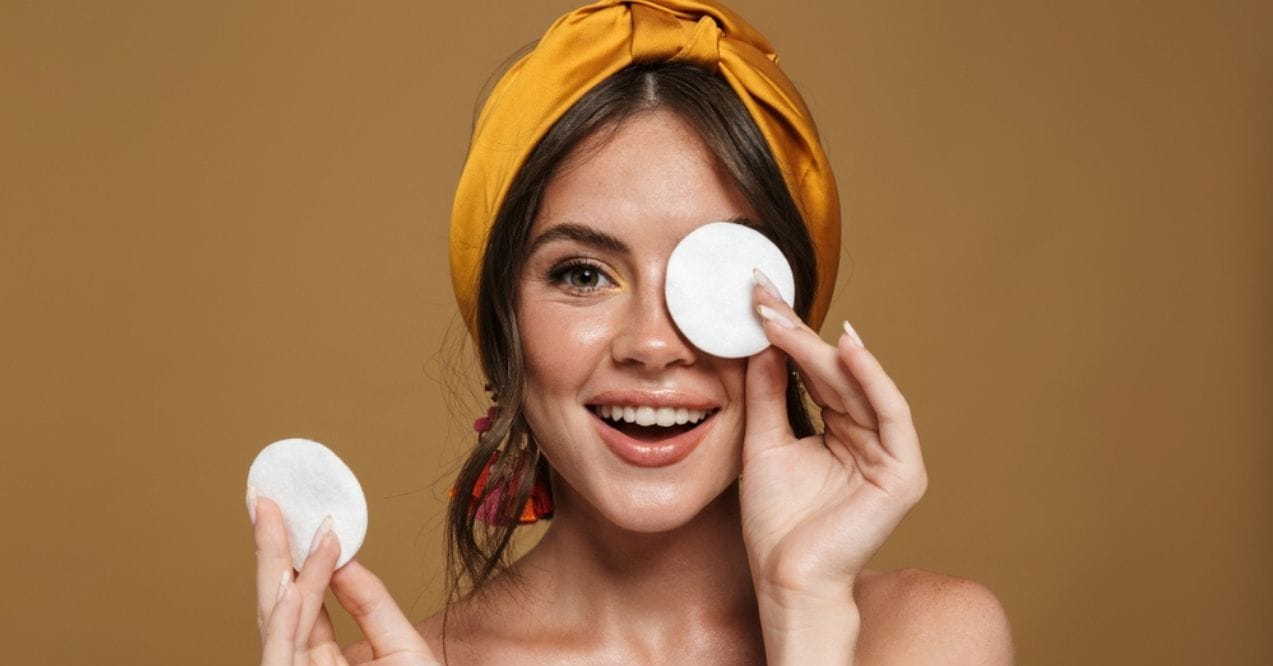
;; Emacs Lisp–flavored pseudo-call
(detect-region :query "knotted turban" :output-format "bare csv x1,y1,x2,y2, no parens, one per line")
449,0,841,336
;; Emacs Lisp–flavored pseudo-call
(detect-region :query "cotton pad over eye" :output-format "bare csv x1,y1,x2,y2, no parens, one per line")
665,221,796,358
247,438,367,570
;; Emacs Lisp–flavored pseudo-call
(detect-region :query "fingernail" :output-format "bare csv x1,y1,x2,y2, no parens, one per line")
756,304,796,329
246,484,258,525
308,515,334,557
753,268,783,300
842,320,865,347
276,569,292,602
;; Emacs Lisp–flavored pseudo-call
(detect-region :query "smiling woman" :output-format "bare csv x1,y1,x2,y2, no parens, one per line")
248,1,1014,664
518,107,757,531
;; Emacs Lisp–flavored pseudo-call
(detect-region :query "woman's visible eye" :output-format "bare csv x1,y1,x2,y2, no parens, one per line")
546,259,616,293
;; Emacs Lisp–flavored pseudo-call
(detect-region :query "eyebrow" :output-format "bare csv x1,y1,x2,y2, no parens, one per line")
525,216,762,257
527,222,630,257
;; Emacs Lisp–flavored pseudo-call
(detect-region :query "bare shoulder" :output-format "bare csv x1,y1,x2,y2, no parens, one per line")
854,567,1014,665
414,609,449,658
342,569,547,664
340,569,1012,664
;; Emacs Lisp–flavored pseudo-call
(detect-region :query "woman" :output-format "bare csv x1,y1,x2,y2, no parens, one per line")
249,1,1013,663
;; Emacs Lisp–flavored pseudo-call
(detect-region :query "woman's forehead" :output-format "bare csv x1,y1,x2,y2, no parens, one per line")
532,110,756,241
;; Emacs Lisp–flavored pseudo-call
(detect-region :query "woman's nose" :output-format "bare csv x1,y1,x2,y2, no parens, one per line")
611,284,697,371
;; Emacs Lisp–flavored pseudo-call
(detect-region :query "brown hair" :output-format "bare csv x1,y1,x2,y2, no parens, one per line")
446,62,820,599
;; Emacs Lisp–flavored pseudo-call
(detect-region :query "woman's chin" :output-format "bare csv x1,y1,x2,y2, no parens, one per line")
574,482,735,534
599,505,702,534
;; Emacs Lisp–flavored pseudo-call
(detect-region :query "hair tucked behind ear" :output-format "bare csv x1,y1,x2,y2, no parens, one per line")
445,62,819,604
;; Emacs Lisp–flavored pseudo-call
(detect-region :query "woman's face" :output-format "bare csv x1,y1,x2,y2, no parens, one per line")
516,108,755,533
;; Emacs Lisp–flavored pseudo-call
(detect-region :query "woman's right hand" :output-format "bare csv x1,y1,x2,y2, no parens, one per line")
251,493,439,665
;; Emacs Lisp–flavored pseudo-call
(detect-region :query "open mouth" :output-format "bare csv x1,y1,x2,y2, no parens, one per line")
589,404,718,443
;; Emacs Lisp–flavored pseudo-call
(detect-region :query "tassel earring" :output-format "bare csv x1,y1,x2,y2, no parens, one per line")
452,398,554,526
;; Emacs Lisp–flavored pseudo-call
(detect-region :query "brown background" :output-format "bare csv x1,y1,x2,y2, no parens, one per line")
2,0,1269,663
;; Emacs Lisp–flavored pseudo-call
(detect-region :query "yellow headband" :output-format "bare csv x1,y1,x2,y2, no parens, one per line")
449,0,841,335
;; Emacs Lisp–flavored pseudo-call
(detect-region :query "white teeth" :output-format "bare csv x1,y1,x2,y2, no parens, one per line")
593,404,714,427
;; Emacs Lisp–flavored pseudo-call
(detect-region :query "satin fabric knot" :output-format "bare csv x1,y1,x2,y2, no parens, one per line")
632,9,721,68
450,0,841,337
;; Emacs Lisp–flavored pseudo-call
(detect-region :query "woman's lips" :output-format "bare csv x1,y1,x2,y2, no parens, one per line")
589,408,715,468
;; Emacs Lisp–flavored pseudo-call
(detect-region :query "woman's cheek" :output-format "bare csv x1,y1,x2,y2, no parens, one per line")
562,314,613,351
521,301,615,385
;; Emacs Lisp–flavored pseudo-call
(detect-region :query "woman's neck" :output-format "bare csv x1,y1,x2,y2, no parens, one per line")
513,483,761,641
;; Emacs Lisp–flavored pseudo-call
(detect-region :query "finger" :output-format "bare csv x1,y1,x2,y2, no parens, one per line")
293,518,341,653
753,286,838,404
836,333,922,466
253,496,295,631
754,282,877,429
789,358,834,411
743,345,795,458
798,352,876,431
330,559,430,658
822,410,890,470
307,604,337,652
260,572,300,666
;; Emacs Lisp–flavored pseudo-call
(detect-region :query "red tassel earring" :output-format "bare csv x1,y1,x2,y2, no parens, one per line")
451,401,554,526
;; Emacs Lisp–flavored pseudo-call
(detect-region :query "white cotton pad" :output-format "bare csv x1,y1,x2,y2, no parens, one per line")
247,438,367,570
665,221,796,359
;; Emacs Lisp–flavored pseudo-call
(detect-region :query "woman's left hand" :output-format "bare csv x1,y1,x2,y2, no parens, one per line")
740,276,928,605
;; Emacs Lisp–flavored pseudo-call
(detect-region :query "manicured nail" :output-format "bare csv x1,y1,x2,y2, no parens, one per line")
245,484,258,525
757,304,796,329
842,320,865,347
276,569,292,602
308,515,334,557
753,268,783,300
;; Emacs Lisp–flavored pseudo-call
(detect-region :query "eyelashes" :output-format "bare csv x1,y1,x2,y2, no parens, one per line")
545,258,618,294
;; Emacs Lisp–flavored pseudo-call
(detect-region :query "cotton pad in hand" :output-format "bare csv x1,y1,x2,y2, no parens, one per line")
247,438,367,570
665,221,796,358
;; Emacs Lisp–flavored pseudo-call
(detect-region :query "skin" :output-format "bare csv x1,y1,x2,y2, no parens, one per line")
249,109,1014,664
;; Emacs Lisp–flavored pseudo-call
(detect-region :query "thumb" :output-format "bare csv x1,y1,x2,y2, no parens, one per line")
330,559,432,660
744,346,795,461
